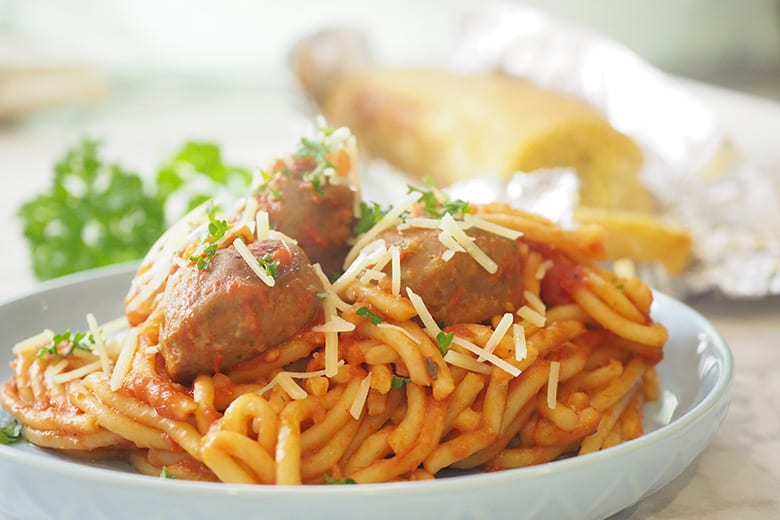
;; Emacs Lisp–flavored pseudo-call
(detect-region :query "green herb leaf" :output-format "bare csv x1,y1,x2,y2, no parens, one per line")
323,474,357,485
190,204,232,270
354,201,389,235
293,134,338,195
436,331,454,356
258,253,280,277
390,375,412,389
356,306,382,325
18,139,167,280
37,329,94,358
406,185,471,219
0,419,22,444
156,141,252,215
159,466,175,479
316,292,329,299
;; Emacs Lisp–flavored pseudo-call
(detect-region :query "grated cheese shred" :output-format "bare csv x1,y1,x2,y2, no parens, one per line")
463,214,523,241
53,360,102,384
513,324,528,362
439,214,497,273
86,313,111,374
478,313,514,362
232,238,276,287
517,305,546,328
349,372,373,419
109,330,139,391
444,350,492,375
547,361,561,409
13,329,54,354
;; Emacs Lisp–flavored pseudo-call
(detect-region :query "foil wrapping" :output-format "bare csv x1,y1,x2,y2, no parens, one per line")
445,3,780,298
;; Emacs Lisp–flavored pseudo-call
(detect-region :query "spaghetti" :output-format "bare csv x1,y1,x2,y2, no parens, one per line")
1,122,666,485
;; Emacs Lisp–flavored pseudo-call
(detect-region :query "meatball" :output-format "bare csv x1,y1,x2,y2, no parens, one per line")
159,240,322,383
256,157,355,277
380,227,525,326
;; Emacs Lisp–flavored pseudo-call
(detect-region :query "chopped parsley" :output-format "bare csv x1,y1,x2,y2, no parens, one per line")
37,330,94,358
354,201,390,235
0,419,22,444
407,184,471,219
323,474,356,485
316,292,329,299
189,204,232,270
390,375,412,389
258,253,280,277
159,466,175,479
356,306,382,325
19,139,251,281
436,331,454,356
293,135,336,195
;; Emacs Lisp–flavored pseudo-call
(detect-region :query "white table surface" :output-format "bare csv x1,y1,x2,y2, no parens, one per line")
1,79,779,519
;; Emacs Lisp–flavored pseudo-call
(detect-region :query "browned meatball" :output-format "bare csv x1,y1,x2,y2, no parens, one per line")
256,158,355,277
379,227,525,326
159,240,322,383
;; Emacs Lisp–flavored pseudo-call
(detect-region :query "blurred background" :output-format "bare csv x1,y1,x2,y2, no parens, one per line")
1,0,779,293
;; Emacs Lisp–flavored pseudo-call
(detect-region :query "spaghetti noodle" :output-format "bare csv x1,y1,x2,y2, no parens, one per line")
1,122,666,485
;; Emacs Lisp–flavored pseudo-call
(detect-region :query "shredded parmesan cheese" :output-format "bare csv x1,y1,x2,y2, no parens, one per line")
312,264,351,312
535,259,554,280
547,361,561,409
12,329,54,354
390,245,401,296
86,313,111,374
406,287,521,377
523,290,546,315
232,238,276,287
256,210,270,241
478,313,514,362
333,239,387,293
439,214,497,273
45,359,68,378
517,305,546,328
513,324,527,362
275,374,308,400
398,217,442,230
463,214,523,240
53,360,102,384
349,373,373,419
109,331,139,391
444,350,492,375
312,316,356,333
258,365,341,397
405,287,442,337
451,336,521,377
344,191,421,267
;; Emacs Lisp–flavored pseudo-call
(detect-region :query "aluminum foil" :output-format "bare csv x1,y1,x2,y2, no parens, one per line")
444,3,780,298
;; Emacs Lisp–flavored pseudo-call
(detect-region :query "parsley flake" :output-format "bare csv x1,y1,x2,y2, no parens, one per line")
407,185,471,219
258,253,280,277
0,419,22,444
356,306,382,325
160,466,176,479
354,201,390,235
436,331,454,356
37,330,94,358
189,204,232,270
390,375,412,389
323,474,356,485
293,136,336,195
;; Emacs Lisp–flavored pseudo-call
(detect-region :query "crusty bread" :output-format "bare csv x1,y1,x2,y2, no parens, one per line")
323,68,653,213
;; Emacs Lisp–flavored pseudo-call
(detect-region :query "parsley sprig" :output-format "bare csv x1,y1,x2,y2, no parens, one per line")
354,201,390,235
37,330,94,358
293,136,336,195
190,204,232,270
407,184,471,219
160,466,176,479
0,419,23,444
258,253,280,277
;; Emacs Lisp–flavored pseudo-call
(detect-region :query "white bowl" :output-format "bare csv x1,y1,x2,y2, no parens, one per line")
0,264,734,520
